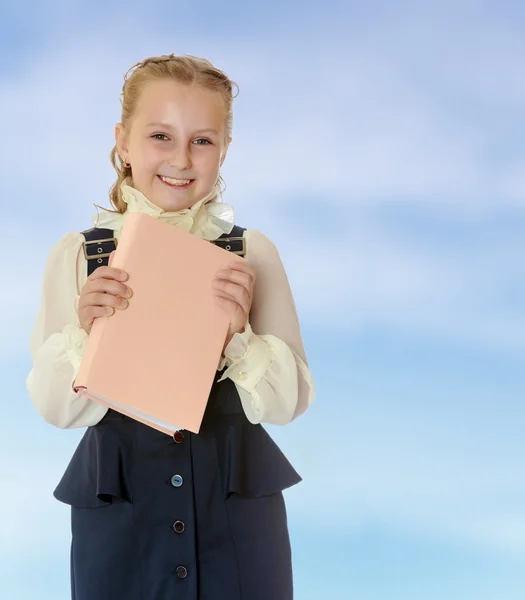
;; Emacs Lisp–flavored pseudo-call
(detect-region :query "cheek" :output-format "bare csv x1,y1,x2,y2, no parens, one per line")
141,146,163,171
196,149,221,171
132,153,159,185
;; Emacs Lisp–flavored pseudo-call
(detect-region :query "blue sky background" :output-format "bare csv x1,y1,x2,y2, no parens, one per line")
1,1,524,598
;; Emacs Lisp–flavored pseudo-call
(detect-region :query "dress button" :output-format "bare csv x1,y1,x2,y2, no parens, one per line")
173,520,185,534
173,430,185,444
176,565,188,579
238,371,247,380
170,474,183,488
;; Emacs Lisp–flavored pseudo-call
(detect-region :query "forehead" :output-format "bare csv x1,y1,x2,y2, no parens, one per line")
133,78,226,129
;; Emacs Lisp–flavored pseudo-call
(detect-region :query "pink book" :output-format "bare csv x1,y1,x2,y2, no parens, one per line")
73,212,246,435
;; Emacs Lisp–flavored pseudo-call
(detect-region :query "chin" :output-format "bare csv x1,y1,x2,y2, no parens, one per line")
156,197,193,212
150,181,195,211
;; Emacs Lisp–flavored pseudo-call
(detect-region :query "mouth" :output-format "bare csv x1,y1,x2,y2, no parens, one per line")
157,174,195,189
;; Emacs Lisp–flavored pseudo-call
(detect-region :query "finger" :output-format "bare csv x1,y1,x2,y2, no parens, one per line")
79,291,129,311
213,288,236,303
213,287,251,316
213,277,252,297
216,268,254,290
108,250,116,266
83,277,132,299
227,261,256,282
84,305,116,321
88,265,128,282
212,280,251,310
213,294,246,319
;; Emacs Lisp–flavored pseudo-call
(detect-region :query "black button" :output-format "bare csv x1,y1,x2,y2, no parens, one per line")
173,431,185,444
173,520,185,534
170,474,183,488
176,565,188,579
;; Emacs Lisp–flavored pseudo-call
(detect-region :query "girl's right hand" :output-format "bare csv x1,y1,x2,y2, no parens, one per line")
78,251,132,334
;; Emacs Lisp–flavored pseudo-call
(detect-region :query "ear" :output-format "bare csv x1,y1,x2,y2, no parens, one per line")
115,123,129,161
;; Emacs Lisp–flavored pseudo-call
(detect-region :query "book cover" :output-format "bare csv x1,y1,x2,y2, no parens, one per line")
74,212,245,435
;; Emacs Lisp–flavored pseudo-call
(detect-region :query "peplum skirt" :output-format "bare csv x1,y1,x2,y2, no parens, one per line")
53,374,302,600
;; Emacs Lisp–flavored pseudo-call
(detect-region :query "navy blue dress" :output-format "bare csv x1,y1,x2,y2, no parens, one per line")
53,226,302,600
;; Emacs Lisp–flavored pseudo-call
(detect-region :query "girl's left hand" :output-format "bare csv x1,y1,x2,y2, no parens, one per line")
212,261,256,352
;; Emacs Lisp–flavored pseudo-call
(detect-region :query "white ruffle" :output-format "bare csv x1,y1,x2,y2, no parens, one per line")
92,179,235,241
62,324,89,371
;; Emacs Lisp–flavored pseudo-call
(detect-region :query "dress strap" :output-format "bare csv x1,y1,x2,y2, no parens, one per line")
81,227,117,277
80,225,247,277
211,224,247,256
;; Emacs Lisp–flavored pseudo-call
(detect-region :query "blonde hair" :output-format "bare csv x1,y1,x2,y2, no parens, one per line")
107,53,239,213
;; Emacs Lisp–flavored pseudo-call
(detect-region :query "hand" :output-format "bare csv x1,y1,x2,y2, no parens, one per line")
212,261,256,351
78,251,133,334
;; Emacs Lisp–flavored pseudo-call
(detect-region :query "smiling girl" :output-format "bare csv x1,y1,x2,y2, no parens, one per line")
27,54,315,600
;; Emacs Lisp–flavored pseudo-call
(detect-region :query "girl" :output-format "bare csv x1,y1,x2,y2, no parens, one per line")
26,54,315,600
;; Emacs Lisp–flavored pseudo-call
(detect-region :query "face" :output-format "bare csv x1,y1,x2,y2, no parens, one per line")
115,78,230,212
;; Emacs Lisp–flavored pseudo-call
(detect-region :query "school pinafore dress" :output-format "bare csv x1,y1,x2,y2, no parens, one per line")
53,225,302,600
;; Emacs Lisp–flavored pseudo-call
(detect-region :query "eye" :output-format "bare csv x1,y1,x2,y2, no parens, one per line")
151,134,169,141
194,138,211,145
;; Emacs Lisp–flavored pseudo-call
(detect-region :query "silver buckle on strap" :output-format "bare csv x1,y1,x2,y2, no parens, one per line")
212,236,246,256
82,237,118,261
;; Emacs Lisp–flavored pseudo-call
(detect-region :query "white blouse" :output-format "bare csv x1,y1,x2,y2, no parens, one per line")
26,181,315,430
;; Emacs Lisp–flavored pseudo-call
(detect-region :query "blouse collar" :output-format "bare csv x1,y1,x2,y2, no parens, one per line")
91,178,235,241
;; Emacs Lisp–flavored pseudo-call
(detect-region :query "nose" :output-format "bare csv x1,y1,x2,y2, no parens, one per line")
168,144,192,171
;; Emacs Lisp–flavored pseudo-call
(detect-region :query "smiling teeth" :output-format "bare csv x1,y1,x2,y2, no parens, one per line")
160,176,191,185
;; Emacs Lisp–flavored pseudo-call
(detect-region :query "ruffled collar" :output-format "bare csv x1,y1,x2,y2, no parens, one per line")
92,178,235,241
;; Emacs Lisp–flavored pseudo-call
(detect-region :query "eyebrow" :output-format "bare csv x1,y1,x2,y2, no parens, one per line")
145,122,219,135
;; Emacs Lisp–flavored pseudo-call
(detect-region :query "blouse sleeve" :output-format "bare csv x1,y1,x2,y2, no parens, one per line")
217,229,315,425
25,232,109,429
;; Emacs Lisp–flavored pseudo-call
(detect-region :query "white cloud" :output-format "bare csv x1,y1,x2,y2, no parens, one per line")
2,12,525,214
276,415,525,555
1,10,524,600
0,452,74,558
1,7,523,360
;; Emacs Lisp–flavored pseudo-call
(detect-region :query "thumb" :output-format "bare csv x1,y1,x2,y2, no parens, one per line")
109,250,116,266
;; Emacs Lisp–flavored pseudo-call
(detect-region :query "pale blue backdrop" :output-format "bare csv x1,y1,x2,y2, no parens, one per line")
1,1,523,599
